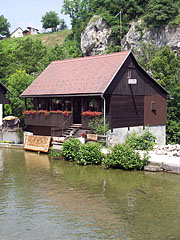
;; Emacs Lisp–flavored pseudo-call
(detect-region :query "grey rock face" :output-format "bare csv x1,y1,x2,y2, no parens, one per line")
81,15,112,56
123,20,180,52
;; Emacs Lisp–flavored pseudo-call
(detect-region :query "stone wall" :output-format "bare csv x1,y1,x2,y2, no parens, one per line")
107,125,166,146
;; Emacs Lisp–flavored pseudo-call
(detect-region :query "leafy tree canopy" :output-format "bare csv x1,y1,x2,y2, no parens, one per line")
59,19,68,30
144,0,179,29
6,69,34,123
41,11,60,32
0,15,11,37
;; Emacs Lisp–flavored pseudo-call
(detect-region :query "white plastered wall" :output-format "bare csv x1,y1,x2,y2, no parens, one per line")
107,125,166,146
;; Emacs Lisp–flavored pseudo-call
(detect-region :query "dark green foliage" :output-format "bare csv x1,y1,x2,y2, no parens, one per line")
149,46,180,89
166,86,180,144
41,11,60,32
49,147,62,157
88,117,109,135
15,38,47,74
61,138,81,161
6,69,34,124
104,144,149,170
37,43,66,73
59,19,68,30
0,15,10,37
75,142,103,165
144,0,179,29
125,129,156,151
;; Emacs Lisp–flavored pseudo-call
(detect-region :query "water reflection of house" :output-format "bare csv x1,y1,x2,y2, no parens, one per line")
21,51,168,144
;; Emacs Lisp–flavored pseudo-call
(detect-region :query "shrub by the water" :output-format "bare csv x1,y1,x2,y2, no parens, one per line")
125,129,156,151
104,144,149,170
49,147,62,157
75,142,103,166
61,138,81,161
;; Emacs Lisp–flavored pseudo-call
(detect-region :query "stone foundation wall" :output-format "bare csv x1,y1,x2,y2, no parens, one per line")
107,125,166,146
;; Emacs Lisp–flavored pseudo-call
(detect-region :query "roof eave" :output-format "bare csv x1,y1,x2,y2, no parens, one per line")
21,93,103,98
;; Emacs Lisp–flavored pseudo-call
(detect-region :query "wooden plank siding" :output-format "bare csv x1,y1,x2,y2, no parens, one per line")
110,96,144,128
105,54,167,98
144,95,166,126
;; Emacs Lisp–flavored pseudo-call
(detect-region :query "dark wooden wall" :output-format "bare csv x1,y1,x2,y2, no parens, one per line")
105,53,167,128
144,95,166,126
110,95,144,128
105,54,167,98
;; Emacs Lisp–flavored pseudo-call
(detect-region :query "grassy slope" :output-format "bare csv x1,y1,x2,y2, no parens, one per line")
10,29,72,48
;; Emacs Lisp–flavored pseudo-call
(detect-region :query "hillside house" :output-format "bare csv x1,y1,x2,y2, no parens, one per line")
21,51,168,145
10,27,24,38
23,27,39,35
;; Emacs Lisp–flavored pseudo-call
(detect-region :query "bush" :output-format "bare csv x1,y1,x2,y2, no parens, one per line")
61,138,81,161
125,129,156,151
75,142,103,166
49,147,62,158
104,144,149,170
88,117,109,135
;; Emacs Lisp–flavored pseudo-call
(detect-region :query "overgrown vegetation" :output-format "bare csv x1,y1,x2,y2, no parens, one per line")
125,129,156,151
49,147,62,158
104,144,149,170
75,142,103,165
61,138,81,161
88,117,109,135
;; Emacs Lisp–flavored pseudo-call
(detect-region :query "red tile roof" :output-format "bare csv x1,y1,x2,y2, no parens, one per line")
21,51,130,97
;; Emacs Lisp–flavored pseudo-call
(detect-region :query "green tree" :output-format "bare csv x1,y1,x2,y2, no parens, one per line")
144,0,179,28
37,43,66,73
59,19,68,30
149,46,180,90
0,15,11,37
166,86,180,144
15,37,47,74
6,70,34,124
41,11,60,32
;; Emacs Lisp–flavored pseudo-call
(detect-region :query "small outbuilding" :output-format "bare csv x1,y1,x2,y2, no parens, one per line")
21,51,168,145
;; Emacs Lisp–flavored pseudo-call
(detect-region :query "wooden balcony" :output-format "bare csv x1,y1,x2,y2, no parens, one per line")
24,113,73,129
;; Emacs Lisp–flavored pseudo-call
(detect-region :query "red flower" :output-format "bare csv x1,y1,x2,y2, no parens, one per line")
81,111,102,117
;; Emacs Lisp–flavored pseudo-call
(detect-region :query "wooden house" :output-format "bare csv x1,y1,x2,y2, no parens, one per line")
0,82,11,125
21,51,168,144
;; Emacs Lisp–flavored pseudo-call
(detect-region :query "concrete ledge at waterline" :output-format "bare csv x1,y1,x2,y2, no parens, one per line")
0,143,24,150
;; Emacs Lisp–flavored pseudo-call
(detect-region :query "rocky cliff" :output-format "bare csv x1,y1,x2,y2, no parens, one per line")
81,15,112,56
123,20,180,52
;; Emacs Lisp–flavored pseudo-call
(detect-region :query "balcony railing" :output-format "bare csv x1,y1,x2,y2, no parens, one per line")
23,110,73,128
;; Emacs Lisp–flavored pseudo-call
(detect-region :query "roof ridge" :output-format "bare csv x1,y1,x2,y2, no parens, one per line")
52,51,130,64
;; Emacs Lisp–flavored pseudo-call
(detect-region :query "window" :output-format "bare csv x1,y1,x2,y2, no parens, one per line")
127,69,132,78
51,98,71,111
88,99,99,111
151,101,156,114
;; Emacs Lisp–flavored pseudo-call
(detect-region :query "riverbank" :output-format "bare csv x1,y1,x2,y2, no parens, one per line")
0,142,179,174
0,142,24,150
140,144,180,174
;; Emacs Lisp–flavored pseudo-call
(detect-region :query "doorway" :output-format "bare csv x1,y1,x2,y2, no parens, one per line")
73,97,82,124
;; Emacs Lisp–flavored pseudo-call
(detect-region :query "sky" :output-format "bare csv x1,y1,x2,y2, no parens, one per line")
1,0,71,33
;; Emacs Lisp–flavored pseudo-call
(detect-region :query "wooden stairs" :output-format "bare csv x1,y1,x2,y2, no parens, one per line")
52,124,82,151
62,124,82,138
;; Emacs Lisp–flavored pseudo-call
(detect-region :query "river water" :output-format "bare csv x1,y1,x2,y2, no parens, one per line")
0,149,179,240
